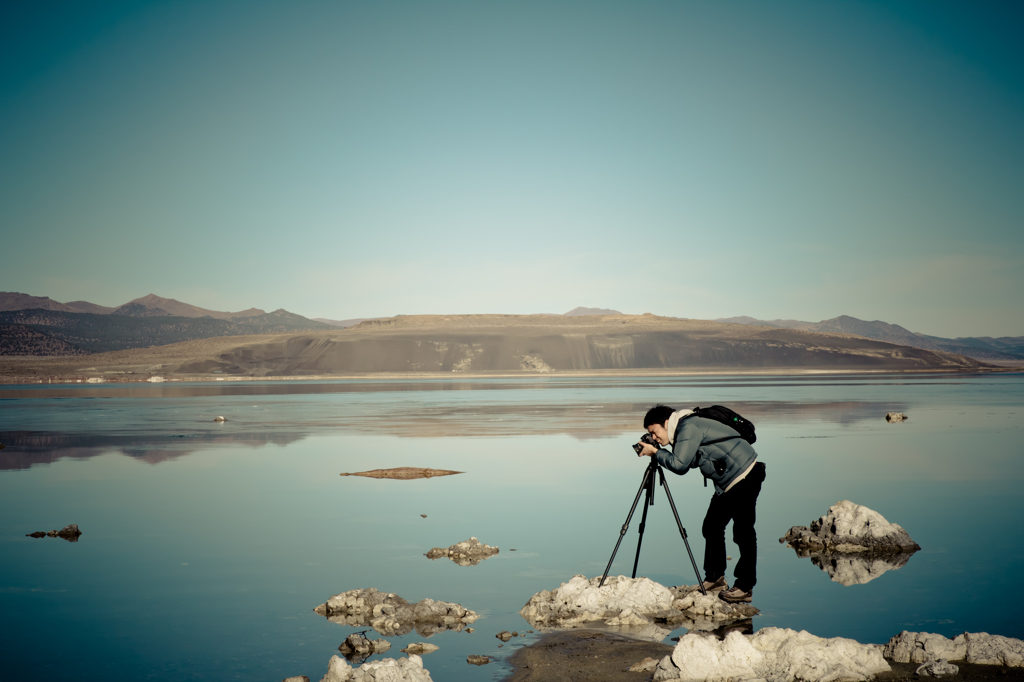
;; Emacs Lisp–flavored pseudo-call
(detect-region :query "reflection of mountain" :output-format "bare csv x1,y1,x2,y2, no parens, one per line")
0,431,307,471
791,549,917,586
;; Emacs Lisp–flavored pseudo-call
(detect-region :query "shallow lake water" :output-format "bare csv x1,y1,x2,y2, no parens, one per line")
1,372,1022,682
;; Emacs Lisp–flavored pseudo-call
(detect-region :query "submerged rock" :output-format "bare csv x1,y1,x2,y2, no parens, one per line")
496,631,513,642
424,537,499,566
885,631,1024,667
339,468,463,480
466,655,490,666
519,575,758,634
886,412,908,422
314,588,478,637
319,654,432,682
653,628,890,682
781,500,920,555
338,633,391,662
400,643,439,655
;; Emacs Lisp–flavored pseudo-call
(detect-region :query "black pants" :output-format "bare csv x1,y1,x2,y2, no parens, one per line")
702,462,765,592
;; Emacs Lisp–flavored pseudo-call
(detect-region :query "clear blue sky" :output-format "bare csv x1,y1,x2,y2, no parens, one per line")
1,1,1022,337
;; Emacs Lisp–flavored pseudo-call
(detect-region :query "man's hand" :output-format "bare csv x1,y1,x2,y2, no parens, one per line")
638,442,659,458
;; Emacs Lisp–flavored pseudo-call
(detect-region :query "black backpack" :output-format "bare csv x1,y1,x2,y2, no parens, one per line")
687,405,757,445
682,405,757,487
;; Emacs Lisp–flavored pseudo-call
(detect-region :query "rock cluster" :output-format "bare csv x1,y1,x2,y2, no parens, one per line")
519,575,758,634
781,501,920,556
424,537,499,566
314,588,477,636
338,634,391,662
885,631,1024,667
319,654,432,682
653,628,890,682
885,412,908,422
26,524,82,542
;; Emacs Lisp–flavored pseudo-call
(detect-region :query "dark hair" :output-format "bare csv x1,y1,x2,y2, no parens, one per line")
643,404,675,428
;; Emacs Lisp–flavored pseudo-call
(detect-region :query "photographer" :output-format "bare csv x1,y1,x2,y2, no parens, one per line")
636,405,766,603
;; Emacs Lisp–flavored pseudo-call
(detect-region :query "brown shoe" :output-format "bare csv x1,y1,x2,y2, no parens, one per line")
719,586,753,603
701,576,727,591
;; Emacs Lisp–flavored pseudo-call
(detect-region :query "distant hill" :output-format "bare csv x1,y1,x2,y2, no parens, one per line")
113,294,266,319
563,307,623,316
0,309,333,354
0,292,78,314
716,314,1024,361
64,300,116,315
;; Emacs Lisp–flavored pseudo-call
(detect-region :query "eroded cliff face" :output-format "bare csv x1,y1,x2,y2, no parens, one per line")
171,315,985,376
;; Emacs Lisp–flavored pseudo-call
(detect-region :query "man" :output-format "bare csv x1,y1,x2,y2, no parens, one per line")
637,404,766,603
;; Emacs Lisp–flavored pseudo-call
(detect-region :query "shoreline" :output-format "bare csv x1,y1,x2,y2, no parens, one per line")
0,364,1015,386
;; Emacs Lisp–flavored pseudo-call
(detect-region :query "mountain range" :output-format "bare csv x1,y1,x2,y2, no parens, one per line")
714,315,1024,361
1,291,1019,361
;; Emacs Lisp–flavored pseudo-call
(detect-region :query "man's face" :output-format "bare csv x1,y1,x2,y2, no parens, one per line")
647,422,669,445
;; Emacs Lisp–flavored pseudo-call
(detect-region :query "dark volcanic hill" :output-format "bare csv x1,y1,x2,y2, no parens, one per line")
0,309,333,354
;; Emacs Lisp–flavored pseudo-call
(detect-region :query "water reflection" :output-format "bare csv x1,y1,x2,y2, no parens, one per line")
0,430,306,471
807,551,917,586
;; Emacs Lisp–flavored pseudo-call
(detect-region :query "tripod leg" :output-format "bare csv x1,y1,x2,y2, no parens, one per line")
599,464,655,588
656,466,708,596
631,471,655,579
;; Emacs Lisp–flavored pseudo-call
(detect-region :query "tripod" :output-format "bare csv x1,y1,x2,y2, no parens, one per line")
599,459,707,595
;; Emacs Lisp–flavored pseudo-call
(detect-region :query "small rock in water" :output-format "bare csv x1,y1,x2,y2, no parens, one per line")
885,411,908,423
497,631,513,642
726,556,732,561
467,655,490,665
0,442,6,450
425,537,499,566
27,524,82,542
401,642,439,655
282,676,309,682
214,416,227,422
420,514,427,518
465,628,474,633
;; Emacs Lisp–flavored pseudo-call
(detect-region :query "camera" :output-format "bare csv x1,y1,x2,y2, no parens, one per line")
632,432,659,455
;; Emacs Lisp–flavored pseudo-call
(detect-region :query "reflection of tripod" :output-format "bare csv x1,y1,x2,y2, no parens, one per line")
599,460,707,595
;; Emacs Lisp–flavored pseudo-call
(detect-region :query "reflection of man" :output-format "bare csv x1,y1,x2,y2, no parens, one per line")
637,405,766,603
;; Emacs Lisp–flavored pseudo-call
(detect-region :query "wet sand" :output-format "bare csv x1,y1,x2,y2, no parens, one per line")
504,630,1024,682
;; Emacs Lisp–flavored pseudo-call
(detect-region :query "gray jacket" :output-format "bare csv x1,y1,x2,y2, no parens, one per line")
654,415,758,495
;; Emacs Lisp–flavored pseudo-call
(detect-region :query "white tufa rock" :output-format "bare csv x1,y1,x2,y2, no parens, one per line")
885,631,1024,667
654,628,890,682
781,501,920,555
885,412,908,423
520,575,673,626
424,537,499,566
520,576,758,632
320,654,432,682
